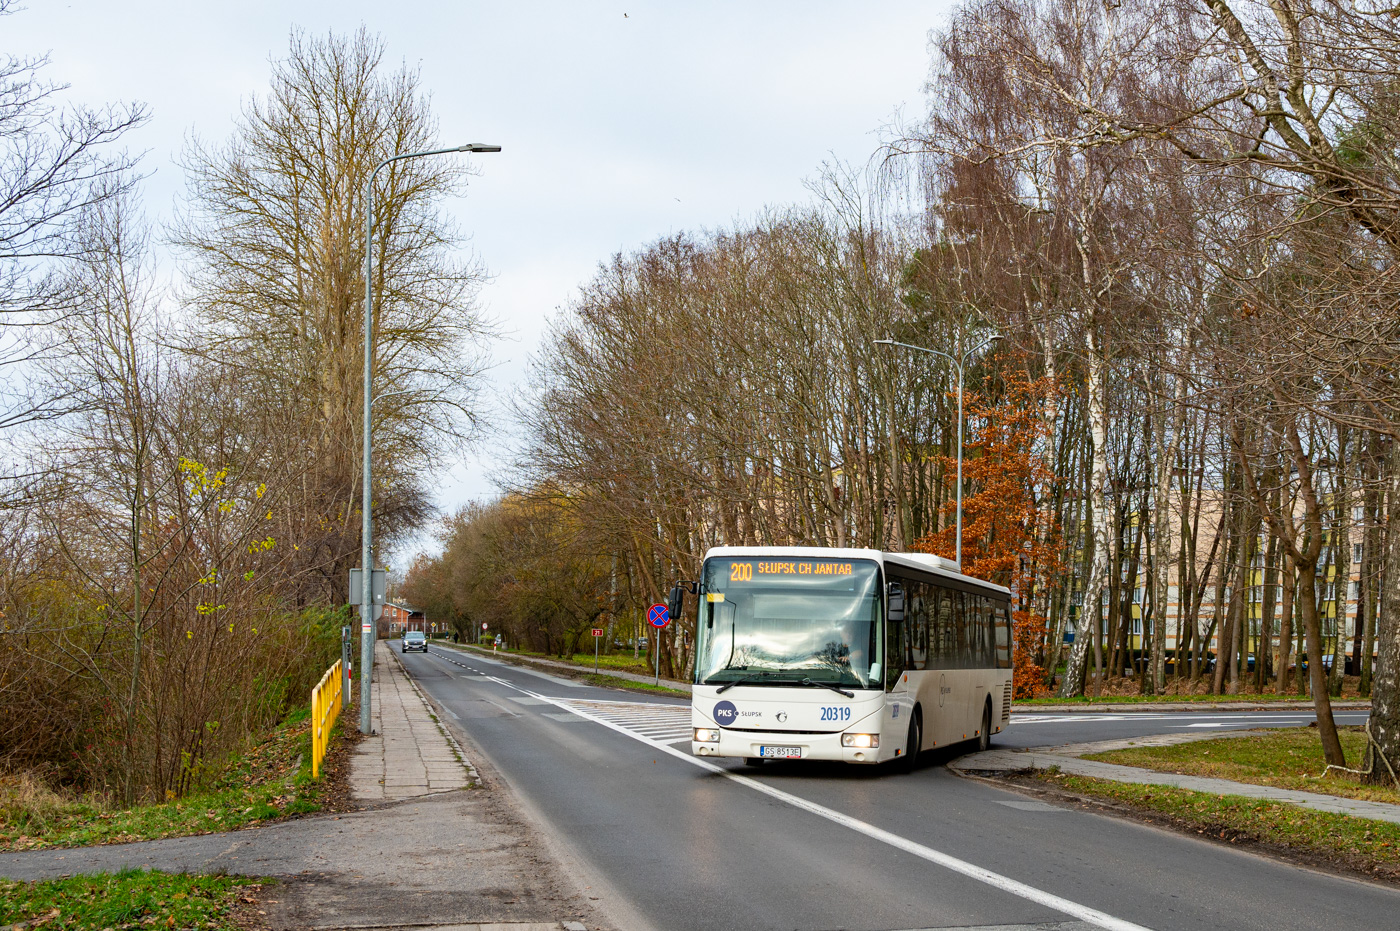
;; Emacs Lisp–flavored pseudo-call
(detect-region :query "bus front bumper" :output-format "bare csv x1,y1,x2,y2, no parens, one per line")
692,729,886,764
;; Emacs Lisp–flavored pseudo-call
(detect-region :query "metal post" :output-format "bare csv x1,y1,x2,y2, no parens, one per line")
341,625,352,709
595,633,599,674
357,142,499,735
654,628,660,685
954,345,964,569
358,161,377,735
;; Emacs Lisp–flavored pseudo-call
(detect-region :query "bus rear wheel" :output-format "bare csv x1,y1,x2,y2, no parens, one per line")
977,701,993,752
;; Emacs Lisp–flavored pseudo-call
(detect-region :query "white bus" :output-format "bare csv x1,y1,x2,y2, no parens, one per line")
675,546,1012,767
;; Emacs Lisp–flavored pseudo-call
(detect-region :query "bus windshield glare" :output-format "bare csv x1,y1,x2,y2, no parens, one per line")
696,557,883,689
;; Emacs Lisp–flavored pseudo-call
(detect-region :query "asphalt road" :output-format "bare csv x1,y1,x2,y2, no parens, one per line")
402,646,1395,931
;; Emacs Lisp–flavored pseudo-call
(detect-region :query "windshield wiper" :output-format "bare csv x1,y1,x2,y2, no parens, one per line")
714,671,770,693
801,677,855,698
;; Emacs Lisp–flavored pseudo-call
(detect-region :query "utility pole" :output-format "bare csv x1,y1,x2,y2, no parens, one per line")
358,142,500,734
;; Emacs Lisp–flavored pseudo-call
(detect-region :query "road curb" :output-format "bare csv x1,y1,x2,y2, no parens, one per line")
1013,701,1371,714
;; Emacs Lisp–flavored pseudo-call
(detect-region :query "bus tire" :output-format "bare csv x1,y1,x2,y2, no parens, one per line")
977,700,993,752
902,715,921,771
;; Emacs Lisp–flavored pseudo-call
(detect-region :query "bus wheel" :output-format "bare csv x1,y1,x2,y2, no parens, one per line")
977,701,993,752
744,757,764,766
902,716,921,771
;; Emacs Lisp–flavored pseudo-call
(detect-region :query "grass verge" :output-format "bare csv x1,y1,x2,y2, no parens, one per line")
443,641,656,677
1082,725,1399,804
0,868,263,930
1023,771,1400,881
581,673,689,697
440,642,689,694
1,704,357,851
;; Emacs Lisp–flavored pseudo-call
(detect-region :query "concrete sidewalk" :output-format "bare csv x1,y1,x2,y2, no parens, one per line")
952,737,1400,825
350,640,477,802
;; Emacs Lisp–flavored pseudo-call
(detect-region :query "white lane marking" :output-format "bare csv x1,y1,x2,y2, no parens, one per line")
483,680,1152,931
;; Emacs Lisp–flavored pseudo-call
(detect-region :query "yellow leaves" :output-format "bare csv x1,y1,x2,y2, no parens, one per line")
255,482,266,499
186,631,193,639
243,570,255,581
265,510,273,520
198,570,218,585
195,603,225,615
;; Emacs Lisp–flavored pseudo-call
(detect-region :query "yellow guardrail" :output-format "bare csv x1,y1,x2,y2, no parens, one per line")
311,659,343,779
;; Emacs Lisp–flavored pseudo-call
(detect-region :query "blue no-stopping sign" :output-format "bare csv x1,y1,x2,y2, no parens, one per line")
648,603,670,629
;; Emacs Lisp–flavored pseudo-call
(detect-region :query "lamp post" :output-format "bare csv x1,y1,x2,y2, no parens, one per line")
359,142,500,735
875,332,1002,569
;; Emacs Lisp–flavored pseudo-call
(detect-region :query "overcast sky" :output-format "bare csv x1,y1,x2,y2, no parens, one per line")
10,0,950,563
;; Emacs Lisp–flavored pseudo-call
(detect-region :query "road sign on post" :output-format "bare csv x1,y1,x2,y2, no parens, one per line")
592,628,604,672
648,603,669,685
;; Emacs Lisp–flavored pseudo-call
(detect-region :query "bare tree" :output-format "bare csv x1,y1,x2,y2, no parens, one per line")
172,28,494,602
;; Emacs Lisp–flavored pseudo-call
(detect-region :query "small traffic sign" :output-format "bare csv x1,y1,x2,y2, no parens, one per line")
592,628,604,637
648,603,670,629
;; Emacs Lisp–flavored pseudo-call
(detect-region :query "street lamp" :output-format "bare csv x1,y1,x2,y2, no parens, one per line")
359,142,500,734
875,332,1003,569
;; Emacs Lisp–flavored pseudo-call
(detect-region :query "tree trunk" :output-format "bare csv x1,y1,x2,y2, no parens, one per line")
1151,391,1174,694
1296,568,1347,766
1277,549,1295,694
1061,333,1112,698
1330,427,1351,697
1364,449,1400,784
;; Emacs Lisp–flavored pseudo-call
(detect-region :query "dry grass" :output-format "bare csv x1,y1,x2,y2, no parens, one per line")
0,706,345,851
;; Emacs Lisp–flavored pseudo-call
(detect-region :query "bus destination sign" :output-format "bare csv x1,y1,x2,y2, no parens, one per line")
728,560,854,582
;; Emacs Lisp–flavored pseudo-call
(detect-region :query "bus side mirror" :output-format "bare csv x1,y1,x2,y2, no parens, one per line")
887,582,904,623
667,584,685,623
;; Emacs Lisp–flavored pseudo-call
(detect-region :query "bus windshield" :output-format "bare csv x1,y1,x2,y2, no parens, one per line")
695,557,883,689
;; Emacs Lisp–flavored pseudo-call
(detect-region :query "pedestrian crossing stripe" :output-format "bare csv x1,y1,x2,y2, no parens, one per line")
559,699,693,744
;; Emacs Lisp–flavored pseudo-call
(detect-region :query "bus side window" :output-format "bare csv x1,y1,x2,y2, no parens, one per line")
994,603,1012,669
976,595,992,668
934,586,954,669
885,577,909,690
909,582,929,670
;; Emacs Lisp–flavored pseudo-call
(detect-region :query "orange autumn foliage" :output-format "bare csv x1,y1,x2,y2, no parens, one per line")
913,367,1064,699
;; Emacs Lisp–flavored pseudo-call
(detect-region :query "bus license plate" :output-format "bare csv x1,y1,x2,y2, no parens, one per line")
759,746,801,759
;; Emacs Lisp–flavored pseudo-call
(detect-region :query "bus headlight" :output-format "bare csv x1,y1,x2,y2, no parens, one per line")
694,728,720,743
841,733,879,749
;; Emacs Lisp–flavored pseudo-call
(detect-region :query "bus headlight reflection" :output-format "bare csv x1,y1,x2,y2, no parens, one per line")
841,733,879,749
694,728,720,743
